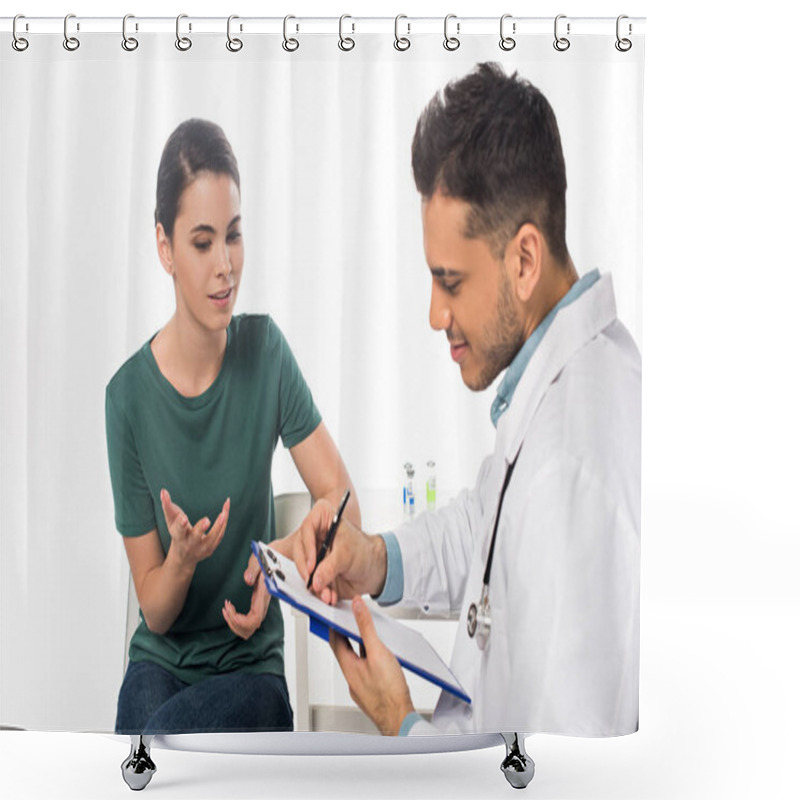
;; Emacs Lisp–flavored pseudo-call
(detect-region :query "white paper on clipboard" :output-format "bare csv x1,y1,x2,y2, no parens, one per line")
251,540,470,704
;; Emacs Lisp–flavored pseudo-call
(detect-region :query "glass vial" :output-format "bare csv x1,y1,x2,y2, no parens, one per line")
403,462,416,518
426,460,437,510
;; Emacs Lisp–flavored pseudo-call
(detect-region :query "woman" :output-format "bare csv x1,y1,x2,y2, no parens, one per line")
106,118,359,735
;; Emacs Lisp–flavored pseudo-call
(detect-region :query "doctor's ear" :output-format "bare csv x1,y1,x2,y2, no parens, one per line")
156,223,175,276
505,223,543,303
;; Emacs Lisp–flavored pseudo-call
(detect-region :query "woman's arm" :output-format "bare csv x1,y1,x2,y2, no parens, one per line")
289,421,361,529
222,423,356,640
124,529,193,636
125,490,229,635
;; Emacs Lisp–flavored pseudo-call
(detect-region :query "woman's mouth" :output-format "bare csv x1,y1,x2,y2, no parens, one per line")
209,287,234,308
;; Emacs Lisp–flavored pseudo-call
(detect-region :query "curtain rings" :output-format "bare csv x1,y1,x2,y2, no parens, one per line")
338,14,355,51
63,13,80,51
394,14,411,51
615,15,632,52
553,14,570,52
12,15,29,52
226,15,243,52
443,14,460,51
175,14,192,51
122,14,139,52
499,14,516,51
282,15,299,52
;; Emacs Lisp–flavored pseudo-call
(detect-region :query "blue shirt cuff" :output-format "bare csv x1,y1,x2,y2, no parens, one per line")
398,712,424,737
374,532,403,606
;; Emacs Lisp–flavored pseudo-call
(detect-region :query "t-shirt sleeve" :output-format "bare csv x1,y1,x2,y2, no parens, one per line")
105,385,157,537
272,323,322,450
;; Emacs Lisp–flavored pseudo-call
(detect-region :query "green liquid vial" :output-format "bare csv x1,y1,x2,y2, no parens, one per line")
426,460,437,510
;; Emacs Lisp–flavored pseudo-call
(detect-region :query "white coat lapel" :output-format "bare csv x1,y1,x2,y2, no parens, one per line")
500,274,618,463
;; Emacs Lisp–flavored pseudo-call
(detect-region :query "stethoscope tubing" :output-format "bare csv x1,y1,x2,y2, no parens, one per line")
467,453,519,648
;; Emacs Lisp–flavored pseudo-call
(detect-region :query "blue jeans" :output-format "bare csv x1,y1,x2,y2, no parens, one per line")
116,660,293,734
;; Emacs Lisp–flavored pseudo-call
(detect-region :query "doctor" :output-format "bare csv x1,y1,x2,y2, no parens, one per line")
276,63,640,738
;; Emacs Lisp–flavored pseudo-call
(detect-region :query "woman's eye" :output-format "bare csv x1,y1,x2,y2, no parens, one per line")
194,240,211,252
227,231,242,244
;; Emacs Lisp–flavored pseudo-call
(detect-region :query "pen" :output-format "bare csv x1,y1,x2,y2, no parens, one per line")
307,488,351,590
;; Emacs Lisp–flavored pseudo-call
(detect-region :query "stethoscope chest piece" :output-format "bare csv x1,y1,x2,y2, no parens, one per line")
466,453,519,652
467,583,491,650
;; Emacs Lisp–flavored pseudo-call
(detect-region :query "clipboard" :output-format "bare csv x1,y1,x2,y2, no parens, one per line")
251,540,470,704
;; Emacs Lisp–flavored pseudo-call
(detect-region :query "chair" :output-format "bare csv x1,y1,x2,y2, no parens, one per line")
275,491,400,733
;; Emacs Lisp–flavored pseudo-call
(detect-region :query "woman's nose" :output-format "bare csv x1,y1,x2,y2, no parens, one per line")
217,248,232,277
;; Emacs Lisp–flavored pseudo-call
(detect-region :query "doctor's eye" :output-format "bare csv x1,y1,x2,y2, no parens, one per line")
441,280,461,296
436,277,461,295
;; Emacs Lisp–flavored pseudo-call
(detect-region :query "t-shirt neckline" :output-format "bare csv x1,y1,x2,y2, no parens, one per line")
142,322,233,410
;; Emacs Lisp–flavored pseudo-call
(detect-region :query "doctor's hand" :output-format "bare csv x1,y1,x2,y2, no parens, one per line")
330,596,415,736
222,553,271,640
161,489,228,570
272,499,387,606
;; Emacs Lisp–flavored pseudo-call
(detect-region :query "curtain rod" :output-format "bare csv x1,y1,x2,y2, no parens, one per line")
1,16,646,37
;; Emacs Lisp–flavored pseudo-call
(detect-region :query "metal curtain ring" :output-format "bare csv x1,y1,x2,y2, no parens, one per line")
63,13,80,51
12,14,29,52
175,14,192,51
499,14,516,51
553,14,570,52
615,15,632,52
338,14,355,51
122,14,139,51
394,14,410,51
443,14,460,51
226,15,243,52
282,15,299,52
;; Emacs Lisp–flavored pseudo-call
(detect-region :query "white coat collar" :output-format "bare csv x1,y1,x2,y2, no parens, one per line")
496,272,619,463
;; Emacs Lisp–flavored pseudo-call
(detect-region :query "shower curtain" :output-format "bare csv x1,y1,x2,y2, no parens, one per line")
0,16,644,736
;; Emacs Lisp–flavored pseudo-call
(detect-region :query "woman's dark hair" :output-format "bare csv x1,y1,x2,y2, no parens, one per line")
154,119,240,239
412,63,569,264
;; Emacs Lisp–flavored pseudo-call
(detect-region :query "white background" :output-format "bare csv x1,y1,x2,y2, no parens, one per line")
2,1,799,799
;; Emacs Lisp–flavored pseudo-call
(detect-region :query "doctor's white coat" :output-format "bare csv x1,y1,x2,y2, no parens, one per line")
393,274,641,736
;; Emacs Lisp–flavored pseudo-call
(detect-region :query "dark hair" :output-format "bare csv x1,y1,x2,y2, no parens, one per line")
154,119,240,239
412,63,569,264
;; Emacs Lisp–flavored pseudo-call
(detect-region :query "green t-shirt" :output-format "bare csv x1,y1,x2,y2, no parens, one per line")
105,314,321,684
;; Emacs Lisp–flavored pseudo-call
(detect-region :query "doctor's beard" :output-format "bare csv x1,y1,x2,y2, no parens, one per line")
468,268,526,392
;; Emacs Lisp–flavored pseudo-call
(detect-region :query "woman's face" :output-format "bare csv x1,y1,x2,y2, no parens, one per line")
158,171,243,335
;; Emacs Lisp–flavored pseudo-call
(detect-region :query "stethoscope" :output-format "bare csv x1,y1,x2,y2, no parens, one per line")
466,454,519,650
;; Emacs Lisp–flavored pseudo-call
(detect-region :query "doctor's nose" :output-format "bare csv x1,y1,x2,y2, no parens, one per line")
429,285,452,332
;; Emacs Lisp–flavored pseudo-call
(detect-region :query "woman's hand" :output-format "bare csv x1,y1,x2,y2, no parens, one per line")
160,488,228,571
222,553,271,640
